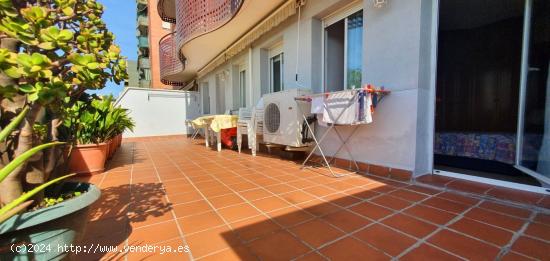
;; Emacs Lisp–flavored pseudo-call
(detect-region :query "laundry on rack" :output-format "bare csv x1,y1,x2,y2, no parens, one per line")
357,91,373,124
322,91,358,124
311,96,324,114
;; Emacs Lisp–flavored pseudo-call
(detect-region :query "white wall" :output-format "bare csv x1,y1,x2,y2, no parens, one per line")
195,0,436,173
115,88,201,137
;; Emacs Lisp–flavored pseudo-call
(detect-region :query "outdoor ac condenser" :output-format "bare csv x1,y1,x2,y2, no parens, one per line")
262,88,313,147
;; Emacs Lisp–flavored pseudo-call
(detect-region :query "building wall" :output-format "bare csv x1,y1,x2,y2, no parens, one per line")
147,0,174,89
196,0,436,174
115,88,201,137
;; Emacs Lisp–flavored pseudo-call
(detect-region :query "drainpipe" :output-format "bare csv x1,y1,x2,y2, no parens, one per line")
248,47,253,107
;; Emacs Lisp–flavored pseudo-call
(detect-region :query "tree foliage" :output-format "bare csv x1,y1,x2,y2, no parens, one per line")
0,0,127,106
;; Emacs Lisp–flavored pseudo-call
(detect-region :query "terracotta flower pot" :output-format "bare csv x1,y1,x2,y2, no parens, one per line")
117,133,122,148
68,143,108,175
108,138,117,159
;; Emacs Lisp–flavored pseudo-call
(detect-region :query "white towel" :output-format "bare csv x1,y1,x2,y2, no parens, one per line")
311,96,324,113
323,91,357,124
359,92,373,124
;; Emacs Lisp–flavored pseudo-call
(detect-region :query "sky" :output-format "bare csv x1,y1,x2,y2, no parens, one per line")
87,0,137,97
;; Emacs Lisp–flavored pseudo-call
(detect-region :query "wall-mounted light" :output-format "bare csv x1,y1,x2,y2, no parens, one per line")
373,0,388,8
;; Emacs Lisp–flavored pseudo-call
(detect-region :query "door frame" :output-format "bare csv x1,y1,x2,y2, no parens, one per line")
429,0,550,193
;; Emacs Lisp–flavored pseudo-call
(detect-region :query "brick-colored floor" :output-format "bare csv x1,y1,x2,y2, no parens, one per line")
76,136,550,261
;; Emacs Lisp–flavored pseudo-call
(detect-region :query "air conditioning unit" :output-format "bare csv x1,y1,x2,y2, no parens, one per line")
262,88,313,147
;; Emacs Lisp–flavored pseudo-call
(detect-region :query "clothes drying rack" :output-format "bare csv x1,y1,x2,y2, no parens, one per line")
294,84,391,178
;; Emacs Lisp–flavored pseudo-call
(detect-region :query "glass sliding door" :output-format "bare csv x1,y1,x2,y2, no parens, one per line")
516,0,550,183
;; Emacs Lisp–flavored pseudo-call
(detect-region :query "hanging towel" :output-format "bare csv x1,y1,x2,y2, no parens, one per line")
311,96,324,113
323,91,357,124
356,90,372,124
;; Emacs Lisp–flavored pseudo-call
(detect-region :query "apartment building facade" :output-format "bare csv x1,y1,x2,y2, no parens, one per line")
136,0,181,89
156,0,550,193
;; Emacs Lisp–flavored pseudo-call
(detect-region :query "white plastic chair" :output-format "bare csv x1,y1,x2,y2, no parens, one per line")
236,98,264,156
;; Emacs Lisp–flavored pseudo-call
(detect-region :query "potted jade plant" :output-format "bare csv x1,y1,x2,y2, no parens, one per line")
0,0,127,259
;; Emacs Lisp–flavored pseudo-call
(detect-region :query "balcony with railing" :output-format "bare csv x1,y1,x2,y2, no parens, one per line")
159,32,185,86
157,0,293,84
138,57,150,69
137,14,148,30
138,36,149,48
158,0,176,24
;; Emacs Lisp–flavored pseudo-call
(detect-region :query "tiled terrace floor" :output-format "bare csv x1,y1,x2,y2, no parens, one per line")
77,136,550,261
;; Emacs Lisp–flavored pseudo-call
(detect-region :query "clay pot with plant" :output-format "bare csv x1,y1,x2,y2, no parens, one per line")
64,95,134,174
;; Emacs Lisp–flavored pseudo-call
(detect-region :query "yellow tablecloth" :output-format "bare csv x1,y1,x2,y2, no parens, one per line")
192,115,238,132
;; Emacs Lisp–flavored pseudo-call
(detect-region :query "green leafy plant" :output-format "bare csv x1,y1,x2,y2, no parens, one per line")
63,95,134,145
0,0,127,206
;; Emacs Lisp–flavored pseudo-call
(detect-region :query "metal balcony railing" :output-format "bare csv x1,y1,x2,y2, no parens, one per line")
175,0,243,47
138,36,149,48
159,32,184,86
137,15,148,29
158,0,176,24
138,58,150,69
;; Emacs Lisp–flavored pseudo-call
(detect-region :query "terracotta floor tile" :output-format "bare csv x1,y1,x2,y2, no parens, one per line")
403,204,456,225
128,220,181,245
416,174,455,187
344,187,380,200
289,219,345,248
198,245,256,261
320,236,389,260
388,189,429,202
400,244,462,261
486,187,543,205
238,188,273,201
185,225,240,258
252,196,291,212
303,185,337,197
446,179,494,194
172,200,212,218
524,222,550,241
382,213,438,238
298,199,341,217
281,190,317,204
448,217,514,246
268,206,314,227
177,211,225,234
230,215,282,242
208,193,245,209
350,201,394,221
354,224,416,256
427,229,500,260
200,186,234,197
422,197,470,214
168,191,204,204
534,213,550,225
403,185,441,195
322,209,371,233
479,201,531,219
370,195,413,211
246,230,310,260
511,236,550,260
294,251,326,261
464,207,526,231
500,251,536,261
265,183,298,194
322,192,362,208
439,192,480,206
129,209,174,228
217,203,261,223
